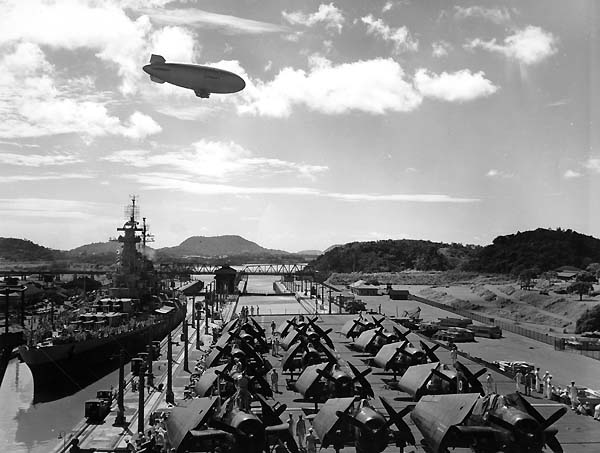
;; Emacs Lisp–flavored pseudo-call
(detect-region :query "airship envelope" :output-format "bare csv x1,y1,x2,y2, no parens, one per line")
142,54,245,98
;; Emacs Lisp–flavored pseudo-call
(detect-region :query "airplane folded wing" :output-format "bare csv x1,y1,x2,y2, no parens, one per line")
410,393,480,453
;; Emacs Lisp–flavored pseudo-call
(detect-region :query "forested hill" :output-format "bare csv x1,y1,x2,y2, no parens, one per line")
0,238,63,261
309,239,479,273
466,228,600,274
309,229,600,276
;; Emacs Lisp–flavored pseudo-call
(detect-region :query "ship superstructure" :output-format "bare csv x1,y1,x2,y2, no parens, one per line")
18,198,185,402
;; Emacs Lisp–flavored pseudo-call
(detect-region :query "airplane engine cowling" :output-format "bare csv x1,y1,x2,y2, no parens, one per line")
231,414,266,453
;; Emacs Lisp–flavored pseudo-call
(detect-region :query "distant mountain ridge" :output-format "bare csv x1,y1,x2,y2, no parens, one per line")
157,235,288,258
0,238,63,261
5,228,600,275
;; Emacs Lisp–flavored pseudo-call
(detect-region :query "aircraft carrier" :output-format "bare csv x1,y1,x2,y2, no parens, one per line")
48,287,600,453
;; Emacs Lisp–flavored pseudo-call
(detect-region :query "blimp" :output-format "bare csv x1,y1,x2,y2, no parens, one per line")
142,54,245,98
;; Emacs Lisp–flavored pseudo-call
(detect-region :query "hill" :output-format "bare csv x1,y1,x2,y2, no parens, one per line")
157,235,289,259
467,228,600,275
0,238,63,261
296,250,322,256
65,241,123,265
308,239,478,274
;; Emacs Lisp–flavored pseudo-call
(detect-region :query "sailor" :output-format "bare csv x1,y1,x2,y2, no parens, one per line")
305,427,318,453
485,373,495,395
296,414,307,449
271,368,279,394
594,403,600,420
287,413,295,436
545,375,553,399
568,381,579,410
273,335,280,357
256,305,260,315
542,371,550,397
515,370,523,393
250,306,255,316
524,370,534,396
534,367,541,393
235,374,251,411
450,344,458,367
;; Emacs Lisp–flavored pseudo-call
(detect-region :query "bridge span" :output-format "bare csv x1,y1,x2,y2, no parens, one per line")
1,263,313,278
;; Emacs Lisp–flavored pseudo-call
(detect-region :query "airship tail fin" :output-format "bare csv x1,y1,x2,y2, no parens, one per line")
150,75,165,84
149,54,166,65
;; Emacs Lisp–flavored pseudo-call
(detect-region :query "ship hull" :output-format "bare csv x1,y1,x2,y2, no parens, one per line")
19,308,185,403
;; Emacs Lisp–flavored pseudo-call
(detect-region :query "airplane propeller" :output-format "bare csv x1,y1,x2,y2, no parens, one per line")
488,393,567,453
454,361,486,396
379,397,416,445
419,340,440,363
348,362,374,398
305,316,334,348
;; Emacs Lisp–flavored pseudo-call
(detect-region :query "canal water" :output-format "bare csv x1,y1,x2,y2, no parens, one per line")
0,275,298,453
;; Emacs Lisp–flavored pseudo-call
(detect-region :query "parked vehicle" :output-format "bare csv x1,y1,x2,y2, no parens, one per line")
468,324,502,339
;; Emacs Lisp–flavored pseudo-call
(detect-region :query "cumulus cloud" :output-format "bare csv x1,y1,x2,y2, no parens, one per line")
149,26,197,63
0,152,82,166
382,2,394,13
234,57,422,117
103,140,328,181
120,112,162,139
282,3,345,34
564,169,582,179
0,0,153,95
432,41,452,57
454,6,511,24
466,26,558,65
0,41,162,139
414,69,498,102
361,15,418,53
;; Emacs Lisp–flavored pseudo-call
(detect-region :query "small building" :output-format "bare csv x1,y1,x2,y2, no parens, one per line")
178,280,205,297
389,286,410,300
351,285,379,296
214,266,237,294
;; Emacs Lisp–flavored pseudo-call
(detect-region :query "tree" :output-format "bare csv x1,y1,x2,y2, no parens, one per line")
568,281,594,301
345,299,366,314
518,268,538,290
576,306,600,333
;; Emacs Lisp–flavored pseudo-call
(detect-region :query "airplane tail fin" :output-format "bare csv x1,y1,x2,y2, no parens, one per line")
150,54,166,64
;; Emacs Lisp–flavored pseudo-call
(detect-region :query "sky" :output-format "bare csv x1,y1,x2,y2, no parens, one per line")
0,0,598,253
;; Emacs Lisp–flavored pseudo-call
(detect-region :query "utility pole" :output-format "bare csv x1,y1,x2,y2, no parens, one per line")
137,361,146,435
115,349,126,426
191,295,195,324
4,287,9,336
166,331,174,405
20,288,25,327
146,335,154,388
196,299,201,350
205,299,209,335
182,318,189,372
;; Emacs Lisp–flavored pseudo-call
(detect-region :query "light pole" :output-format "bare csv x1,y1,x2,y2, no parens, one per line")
166,331,175,405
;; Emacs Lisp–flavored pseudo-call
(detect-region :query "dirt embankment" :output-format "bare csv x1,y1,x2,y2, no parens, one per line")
419,282,597,332
326,271,599,333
